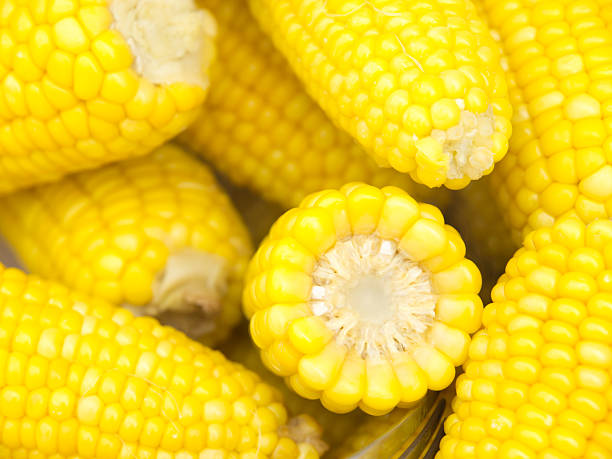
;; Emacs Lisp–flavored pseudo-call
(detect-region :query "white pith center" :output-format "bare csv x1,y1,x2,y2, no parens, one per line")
110,0,217,88
310,235,437,358
430,106,496,181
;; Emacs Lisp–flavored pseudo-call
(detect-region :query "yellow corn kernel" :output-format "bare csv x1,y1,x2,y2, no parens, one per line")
247,0,511,188
0,0,216,194
483,0,612,244
0,145,252,345
439,218,612,458
220,326,366,449
243,183,482,414
179,0,446,209
0,267,326,457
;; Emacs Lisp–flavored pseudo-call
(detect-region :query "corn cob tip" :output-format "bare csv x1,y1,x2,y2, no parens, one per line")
128,248,228,337
110,0,217,88
433,106,498,183
278,415,329,457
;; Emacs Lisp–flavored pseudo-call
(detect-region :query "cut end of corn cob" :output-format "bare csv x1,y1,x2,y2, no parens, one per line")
0,266,325,457
0,144,252,345
439,217,612,458
310,235,436,359
248,0,512,188
244,183,483,414
138,249,228,338
434,106,497,182
110,0,216,88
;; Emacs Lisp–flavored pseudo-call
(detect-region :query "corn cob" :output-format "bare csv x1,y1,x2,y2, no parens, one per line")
220,325,366,449
243,183,483,415
438,217,612,459
482,0,612,244
0,144,252,345
0,266,326,458
246,0,512,189
180,0,445,209
0,0,216,194
447,178,517,302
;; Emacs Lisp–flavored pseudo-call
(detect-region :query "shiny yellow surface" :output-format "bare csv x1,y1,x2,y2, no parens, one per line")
247,0,512,188
220,325,366,449
243,183,483,414
438,218,612,458
482,0,612,244
0,144,252,345
0,0,213,194
0,266,322,458
180,0,446,208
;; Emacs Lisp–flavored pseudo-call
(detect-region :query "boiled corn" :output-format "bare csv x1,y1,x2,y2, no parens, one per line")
0,0,215,194
0,144,252,345
247,0,512,188
181,0,446,207
438,217,612,458
243,183,483,415
0,266,325,458
220,325,365,448
483,0,612,243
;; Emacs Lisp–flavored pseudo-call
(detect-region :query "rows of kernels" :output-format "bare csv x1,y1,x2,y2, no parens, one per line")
438,218,612,458
483,0,612,243
0,0,211,194
180,0,446,208
448,178,517,301
220,325,366,448
329,390,441,458
0,267,319,458
0,145,252,345
247,0,512,188
243,183,483,414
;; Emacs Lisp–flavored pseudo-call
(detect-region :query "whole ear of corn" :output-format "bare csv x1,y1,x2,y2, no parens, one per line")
0,144,252,345
0,266,325,458
246,0,512,189
243,183,483,415
439,217,612,458
0,0,216,194
180,0,447,208
482,0,612,244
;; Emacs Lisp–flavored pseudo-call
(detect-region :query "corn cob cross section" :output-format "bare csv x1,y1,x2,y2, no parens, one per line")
246,0,512,189
0,144,252,345
439,217,612,458
483,0,612,244
244,183,483,415
180,0,447,208
0,266,326,458
0,0,216,194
